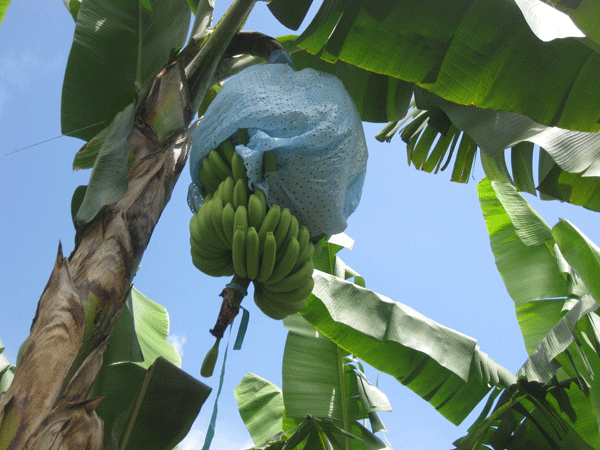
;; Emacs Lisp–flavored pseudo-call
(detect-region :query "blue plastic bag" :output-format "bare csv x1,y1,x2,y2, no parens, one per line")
188,63,368,237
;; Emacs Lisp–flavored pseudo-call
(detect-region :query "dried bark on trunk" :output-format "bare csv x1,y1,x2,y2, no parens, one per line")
0,62,192,449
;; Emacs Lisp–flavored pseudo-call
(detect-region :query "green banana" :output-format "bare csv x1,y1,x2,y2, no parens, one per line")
221,202,235,246
253,284,306,320
233,204,248,236
275,214,299,267
232,225,247,278
256,232,277,282
237,128,250,145
219,139,235,163
209,197,230,248
190,213,228,256
217,176,235,205
257,205,280,246
273,207,292,247
191,249,235,277
253,286,290,320
231,152,248,184
267,237,299,285
254,188,268,215
196,201,229,251
263,150,276,173
260,276,315,304
248,193,265,230
295,226,310,261
261,278,315,311
199,157,221,194
246,226,260,280
208,148,233,182
233,177,248,209
286,214,300,243
292,227,312,272
264,258,314,293
201,338,221,377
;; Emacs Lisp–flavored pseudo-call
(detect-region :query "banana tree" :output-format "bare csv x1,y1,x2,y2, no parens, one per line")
2,0,600,449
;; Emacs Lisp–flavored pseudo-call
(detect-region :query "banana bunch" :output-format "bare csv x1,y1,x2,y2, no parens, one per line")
196,128,249,198
189,130,316,320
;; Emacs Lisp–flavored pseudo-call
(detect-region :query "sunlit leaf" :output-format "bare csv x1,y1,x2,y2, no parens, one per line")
234,373,285,447
513,0,584,42
477,179,568,308
296,0,600,132
302,271,515,425
278,35,413,123
553,219,600,306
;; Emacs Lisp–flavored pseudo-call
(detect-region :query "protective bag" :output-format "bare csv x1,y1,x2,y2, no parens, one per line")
188,61,368,236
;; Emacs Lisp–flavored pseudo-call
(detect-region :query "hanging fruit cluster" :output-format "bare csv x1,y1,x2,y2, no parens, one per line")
189,129,316,320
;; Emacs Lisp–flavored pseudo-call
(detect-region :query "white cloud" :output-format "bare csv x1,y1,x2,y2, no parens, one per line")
168,333,187,358
177,424,254,450
179,428,204,450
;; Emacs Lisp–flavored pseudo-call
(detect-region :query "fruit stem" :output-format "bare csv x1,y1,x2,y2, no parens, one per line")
209,276,251,339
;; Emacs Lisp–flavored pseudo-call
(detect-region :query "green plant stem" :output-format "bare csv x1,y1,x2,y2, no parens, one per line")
337,346,351,450
185,0,258,112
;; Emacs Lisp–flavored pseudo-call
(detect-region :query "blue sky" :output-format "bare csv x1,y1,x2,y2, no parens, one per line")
2,2,600,449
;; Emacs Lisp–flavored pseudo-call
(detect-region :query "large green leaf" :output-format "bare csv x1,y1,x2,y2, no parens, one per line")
282,315,391,422
268,0,313,30
61,0,190,141
538,164,600,212
73,103,135,227
95,287,204,448
556,0,600,50
95,357,211,450
104,286,182,369
454,382,596,450
477,179,600,447
301,270,515,425
234,373,286,447
477,178,568,308
278,35,413,123
553,219,600,307
291,0,600,132
380,90,600,206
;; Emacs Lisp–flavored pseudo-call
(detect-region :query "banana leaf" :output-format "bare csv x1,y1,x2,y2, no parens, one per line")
553,219,600,307
554,0,600,50
0,0,11,26
0,340,15,393
477,178,568,309
511,0,584,43
94,287,193,447
94,357,211,450
274,0,600,132
278,35,413,123
72,103,134,228
235,313,391,450
61,0,190,141
477,178,600,447
382,90,600,209
234,373,288,447
301,270,515,426
103,286,181,369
